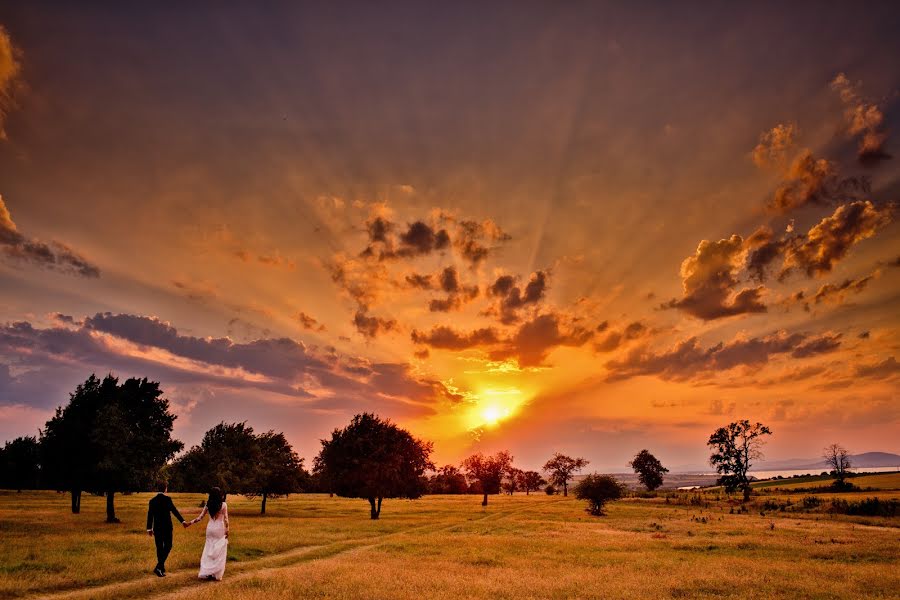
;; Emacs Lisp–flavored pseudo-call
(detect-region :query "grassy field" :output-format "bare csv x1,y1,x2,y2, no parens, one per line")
752,472,900,491
0,489,898,600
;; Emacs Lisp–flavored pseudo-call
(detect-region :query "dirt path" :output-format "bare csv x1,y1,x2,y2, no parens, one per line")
29,500,554,600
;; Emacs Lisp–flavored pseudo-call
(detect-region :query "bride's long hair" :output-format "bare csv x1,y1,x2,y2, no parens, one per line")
206,487,224,517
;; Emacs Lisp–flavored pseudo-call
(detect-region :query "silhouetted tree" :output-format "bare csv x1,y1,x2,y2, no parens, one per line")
574,474,624,516
707,420,771,502
41,375,182,521
428,465,468,494
518,470,546,495
314,413,433,519
0,436,41,491
246,431,307,514
544,484,557,495
169,422,259,495
628,449,669,491
823,443,852,488
502,467,523,495
461,451,513,506
543,453,588,497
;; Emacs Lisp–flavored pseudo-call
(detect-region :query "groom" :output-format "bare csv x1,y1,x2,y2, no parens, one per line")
146,480,188,577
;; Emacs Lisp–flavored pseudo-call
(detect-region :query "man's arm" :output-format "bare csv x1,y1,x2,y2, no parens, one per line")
169,497,185,524
146,501,154,534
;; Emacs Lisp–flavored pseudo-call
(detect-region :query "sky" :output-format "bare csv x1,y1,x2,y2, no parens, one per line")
0,2,898,472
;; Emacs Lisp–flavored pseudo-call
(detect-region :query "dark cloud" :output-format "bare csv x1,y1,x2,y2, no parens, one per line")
489,313,593,367
453,219,511,265
405,273,433,289
662,235,766,320
429,267,479,312
595,320,650,352
606,330,842,382
854,356,899,379
831,73,890,164
297,311,326,331
398,221,450,256
411,326,500,350
0,196,100,277
487,270,548,324
352,310,397,338
812,274,875,305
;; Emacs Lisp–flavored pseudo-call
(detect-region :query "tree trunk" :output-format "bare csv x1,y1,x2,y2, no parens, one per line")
376,497,382,519
526,489,530,495
742,485,750,503
481,492,488,506
261,492,267,515
71,489,81,514
563,482,568,497
106,491,119,523
368,497,379,520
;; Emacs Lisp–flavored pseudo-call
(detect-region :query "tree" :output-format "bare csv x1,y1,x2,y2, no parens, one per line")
461,451,513,506
502,467,523,495
628,449,669,491
707,420,771,502
40,375,182,521
314,413,433,519
574,474,624,516
518,470,546,495
169,422,260,495
428,465,468,494
543,453,588,497
246,431,307,514
0,436,41,491
823,443,852,488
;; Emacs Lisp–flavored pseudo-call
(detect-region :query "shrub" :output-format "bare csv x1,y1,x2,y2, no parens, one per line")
801,496,822,509
573,474,624,516
829,497,898,517
544,484,557,495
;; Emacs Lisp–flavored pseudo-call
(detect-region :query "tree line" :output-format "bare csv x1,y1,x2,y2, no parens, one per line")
0,374,857,521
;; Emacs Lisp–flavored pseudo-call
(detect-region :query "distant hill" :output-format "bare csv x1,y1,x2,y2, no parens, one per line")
756,452,900,471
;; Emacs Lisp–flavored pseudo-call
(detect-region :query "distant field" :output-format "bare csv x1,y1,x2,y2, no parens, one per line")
752,472,900,491
0,490,897,599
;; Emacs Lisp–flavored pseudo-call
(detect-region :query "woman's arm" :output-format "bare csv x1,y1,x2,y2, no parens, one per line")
190,506,208,525
223,503,229,537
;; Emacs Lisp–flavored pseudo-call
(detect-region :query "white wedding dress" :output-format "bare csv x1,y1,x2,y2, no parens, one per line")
193,502,229,580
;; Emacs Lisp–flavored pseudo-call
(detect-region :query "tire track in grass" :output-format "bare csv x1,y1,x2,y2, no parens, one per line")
29,499,562,600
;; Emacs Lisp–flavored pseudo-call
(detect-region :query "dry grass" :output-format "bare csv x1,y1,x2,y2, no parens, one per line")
0,490,897,600
753,472,900,491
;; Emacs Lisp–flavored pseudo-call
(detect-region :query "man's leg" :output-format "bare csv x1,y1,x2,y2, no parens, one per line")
153,533,166,573
159,529,173,572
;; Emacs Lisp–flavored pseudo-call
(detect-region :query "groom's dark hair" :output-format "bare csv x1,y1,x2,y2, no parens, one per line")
156,480,168,492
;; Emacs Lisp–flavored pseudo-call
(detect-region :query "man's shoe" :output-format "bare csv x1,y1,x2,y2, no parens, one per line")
154,567,165,577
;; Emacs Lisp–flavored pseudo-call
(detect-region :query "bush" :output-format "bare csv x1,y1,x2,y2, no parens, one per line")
573,474,624,516
801,496,821,509
544,484,557,495
829,497,898,517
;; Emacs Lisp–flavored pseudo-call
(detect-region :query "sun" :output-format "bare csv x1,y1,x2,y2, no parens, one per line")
467,387,526,429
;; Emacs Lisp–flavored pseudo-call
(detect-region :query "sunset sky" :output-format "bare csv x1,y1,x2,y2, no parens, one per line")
0,2,898,471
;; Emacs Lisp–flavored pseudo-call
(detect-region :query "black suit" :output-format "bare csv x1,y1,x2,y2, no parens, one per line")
147,493,185,572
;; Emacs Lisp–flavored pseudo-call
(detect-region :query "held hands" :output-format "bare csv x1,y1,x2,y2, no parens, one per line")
182,521,190,528
147,529,153,537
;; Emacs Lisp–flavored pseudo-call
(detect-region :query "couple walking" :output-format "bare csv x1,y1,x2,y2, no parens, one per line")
146,482,230,581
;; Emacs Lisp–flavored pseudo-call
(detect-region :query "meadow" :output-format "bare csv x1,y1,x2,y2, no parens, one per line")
1,483,898,600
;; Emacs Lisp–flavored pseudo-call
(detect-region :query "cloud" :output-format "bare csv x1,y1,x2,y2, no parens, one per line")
428,266,479,312
594,320,650,352
404,273,433,289
352,310,397,338
411,326,500,350
0,26,22,140
1,313,454,417
854,356,899,380
662,235,766,320
489,313,593,367
767,150,869,214
811,273,875,305
234,250,296,270
0,195,100,277
830,73,890,163
752,123,797,169
297,312,326,331
486,270,548,324
605,330,842,382
781,200,892,278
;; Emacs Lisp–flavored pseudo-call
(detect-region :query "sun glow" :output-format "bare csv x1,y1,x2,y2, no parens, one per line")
468,387,526,429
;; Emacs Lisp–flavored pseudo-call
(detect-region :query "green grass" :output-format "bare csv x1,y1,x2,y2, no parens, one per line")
0,490,898,599
752,472,900,491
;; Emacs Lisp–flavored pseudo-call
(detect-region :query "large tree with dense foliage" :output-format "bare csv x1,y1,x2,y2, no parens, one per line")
628,449,669,491
246,431,307,514
0,436,41,491
428,465,469,494
707,420,771,502
314,413,434,519
461,451,513,506
517,470,546,495
41,375,182,521
543,453,588,497
574,474,624,516
170,422,259,493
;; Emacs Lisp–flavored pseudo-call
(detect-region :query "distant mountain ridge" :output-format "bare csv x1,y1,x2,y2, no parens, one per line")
754,452,900,471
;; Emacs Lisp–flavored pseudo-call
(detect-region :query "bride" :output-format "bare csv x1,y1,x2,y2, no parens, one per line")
188,487,229,581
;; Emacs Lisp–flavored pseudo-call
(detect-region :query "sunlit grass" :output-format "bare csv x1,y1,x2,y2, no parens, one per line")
0,490,897,599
